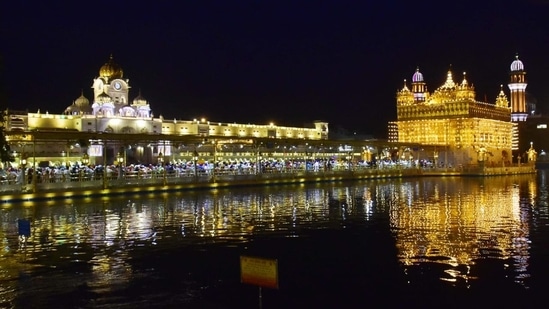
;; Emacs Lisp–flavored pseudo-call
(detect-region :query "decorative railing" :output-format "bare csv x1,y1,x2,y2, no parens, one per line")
0,164,536,195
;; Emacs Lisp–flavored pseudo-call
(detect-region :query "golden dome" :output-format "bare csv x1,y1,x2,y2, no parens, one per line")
132,89,148,106
74,90,90,106
99,54,123,80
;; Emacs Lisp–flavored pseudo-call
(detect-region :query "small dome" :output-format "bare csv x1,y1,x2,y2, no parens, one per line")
412,68,424,82
74,90,89,106
64,105,78,114
64,103,92,115
439,69,456,89
400,79,410,92
97,92,112,103
495,85,509,108
99,54,124,80
510,54,524,71
133,90,148,105
460,72,468,87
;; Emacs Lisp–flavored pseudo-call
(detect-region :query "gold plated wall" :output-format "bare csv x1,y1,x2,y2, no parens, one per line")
393,68,513,165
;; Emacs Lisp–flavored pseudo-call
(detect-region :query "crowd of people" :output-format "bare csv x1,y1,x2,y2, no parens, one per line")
0,158,384,186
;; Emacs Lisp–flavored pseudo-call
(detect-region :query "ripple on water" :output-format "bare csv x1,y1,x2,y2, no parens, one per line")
0,176,547,308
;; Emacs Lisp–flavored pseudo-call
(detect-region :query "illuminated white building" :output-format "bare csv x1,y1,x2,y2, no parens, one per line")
3,55,329,166
7,55,328,140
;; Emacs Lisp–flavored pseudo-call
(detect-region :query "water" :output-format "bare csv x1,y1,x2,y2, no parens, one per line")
1,171,549,308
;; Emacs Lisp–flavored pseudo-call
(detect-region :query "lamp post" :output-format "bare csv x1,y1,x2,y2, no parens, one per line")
158,152,164,165
158,152,165,184
193,154,198,180
256,149,260,175
32,140,37,193
61,150,66,168
102,142,107,189
82,153,89,166
212,140,217,182
20,155,27,189
117,152,124,180
81,153,89,181
348,151,353,171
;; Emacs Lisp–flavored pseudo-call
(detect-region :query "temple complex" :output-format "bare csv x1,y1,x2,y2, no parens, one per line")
388,56,530,167
3,55,330,167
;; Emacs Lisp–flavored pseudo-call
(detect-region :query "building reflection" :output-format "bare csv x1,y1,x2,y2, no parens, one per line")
0,174,542,306
387,176,535,285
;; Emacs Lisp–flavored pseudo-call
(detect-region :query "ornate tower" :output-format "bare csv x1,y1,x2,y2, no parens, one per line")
92,54,130,105
393,65,513,167
411,68,427,102
508,55,527,122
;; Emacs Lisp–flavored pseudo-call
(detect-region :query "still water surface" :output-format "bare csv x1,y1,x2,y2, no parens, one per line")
1,172,549,308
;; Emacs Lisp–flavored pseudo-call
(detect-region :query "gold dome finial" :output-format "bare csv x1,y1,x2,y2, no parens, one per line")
495,84,509,108
440,66,455,89
401,79,410,91
99,54,123,80
460,72,468,86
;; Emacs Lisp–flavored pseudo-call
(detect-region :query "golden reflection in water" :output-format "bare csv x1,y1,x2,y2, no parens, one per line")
0,176,541,306
0,186,346,306
388,176,536,284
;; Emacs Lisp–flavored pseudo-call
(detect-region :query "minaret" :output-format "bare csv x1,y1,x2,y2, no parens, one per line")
411,67,426,102
508,54,527,121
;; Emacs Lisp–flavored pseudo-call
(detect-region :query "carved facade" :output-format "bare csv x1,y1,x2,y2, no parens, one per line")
391,61,516,166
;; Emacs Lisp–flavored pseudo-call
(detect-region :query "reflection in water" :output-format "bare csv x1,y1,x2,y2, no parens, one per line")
387,177,534,287
0,173,544,307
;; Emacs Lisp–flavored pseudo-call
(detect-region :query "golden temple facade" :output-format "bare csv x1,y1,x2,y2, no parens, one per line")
392,66,514,166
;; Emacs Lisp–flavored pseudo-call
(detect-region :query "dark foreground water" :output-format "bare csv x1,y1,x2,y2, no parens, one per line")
1,171,549,308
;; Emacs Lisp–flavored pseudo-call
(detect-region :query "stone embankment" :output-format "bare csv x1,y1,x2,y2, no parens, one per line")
0,165,536,203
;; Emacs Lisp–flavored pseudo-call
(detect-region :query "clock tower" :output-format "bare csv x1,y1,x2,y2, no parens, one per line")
92,55,130,104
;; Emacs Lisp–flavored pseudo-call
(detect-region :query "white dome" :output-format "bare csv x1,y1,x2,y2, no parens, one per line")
74,91,89,106
510,55,524,71
132,90,148,106
412,68,424,82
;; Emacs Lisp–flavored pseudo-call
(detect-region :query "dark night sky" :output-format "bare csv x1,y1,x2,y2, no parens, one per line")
2,0,549,138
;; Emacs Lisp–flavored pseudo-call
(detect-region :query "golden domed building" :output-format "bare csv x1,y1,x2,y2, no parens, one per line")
93,54,131,107
63,54,147,118
4,55,329,167
49,54,325,138
390,63,514,167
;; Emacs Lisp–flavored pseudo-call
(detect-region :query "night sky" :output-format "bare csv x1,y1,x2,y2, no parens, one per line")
2,0,549,138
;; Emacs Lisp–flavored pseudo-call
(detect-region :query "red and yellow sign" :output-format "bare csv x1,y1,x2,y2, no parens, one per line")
240,255,279,289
